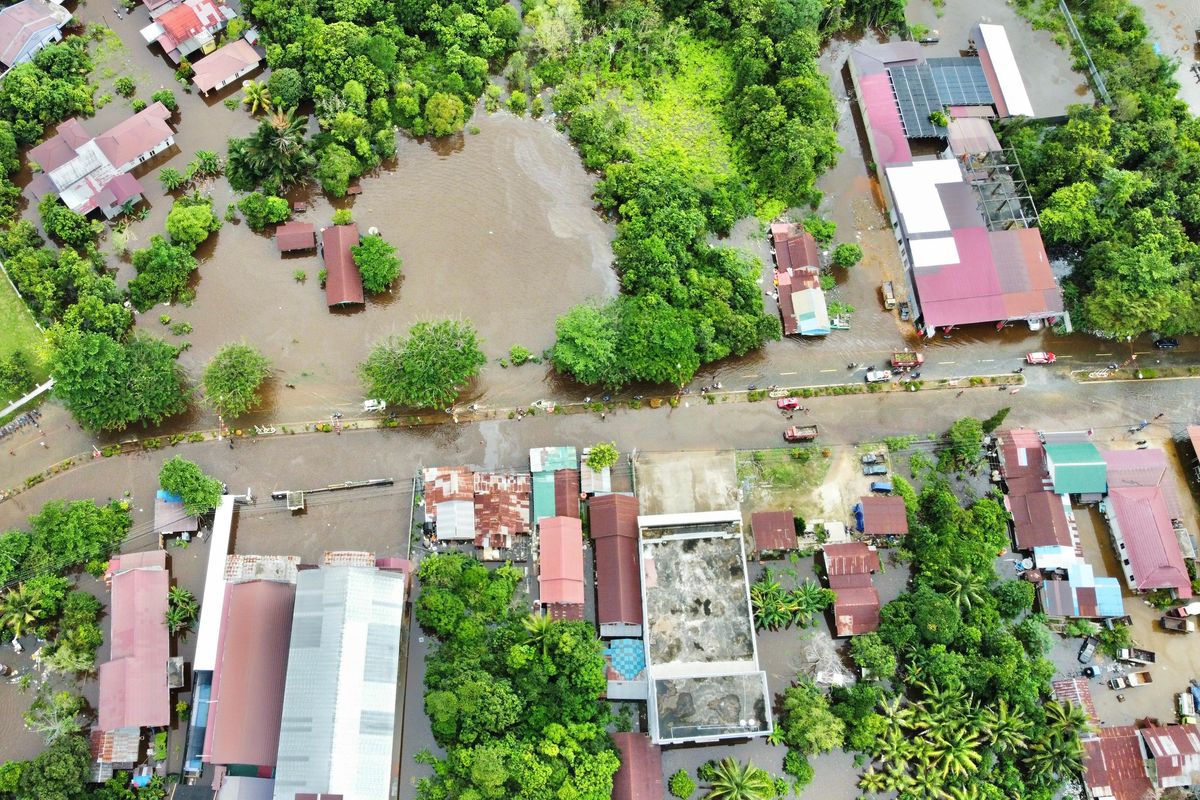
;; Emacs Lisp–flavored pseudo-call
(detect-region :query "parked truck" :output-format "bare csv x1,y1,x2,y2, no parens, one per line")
1109,671,1154,690
865,369,893,383
1116,647,1157,665
783,425,819,442
1162,615,1197,633
881,281,896,310
891,350,924,368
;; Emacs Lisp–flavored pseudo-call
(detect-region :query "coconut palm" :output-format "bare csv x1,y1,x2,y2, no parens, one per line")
0,584,43,639
936,784,982,800
241,80,272,114
929,726,983,779
704,758,775,800
1044,699,1089,737
522,612,554,656
858,766,888,794
1026,732,1083,779
979,698,1030,754
935,565,989,612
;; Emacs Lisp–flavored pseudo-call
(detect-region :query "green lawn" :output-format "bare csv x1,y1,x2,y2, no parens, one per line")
0,267,48,403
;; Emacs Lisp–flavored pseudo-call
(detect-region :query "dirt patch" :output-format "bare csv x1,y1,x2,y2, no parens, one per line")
737,447,838,527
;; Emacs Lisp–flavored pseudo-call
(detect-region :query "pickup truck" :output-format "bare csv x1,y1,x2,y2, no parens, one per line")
1162,615,1197,633
1078,637,1098,664
869,481,893,493
1117,647,1156,665
881,281,896,310
863,464,889,476
784,425,819,442
891,351,924,368
865,370,893,383
861,453,880,464
1109,671,1154,689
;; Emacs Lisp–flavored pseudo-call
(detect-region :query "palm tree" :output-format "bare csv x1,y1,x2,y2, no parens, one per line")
929,726,983,779
241,80,272,114
0,584,43,639
522,612,554,656
858,766,888,794
1025,733,1083,779
1044,699,1090,738
934,565,988,611
704,758,775,800
979,699,1030,754
936,784,982,800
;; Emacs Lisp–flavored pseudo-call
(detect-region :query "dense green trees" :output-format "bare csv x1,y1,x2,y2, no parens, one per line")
835,477,1082,799
165,196,222,251
414,553,617,799
351,235,401,293
1004,0,1200,335
202,343,271,418
159,457,223,516
50,331,188,431
128,236,197,311
227,110,315,192
360,319,486,409
236,193,291,231
0,39,95,146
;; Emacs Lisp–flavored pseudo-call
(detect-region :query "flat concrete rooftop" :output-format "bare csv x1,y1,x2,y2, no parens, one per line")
635,450,739,515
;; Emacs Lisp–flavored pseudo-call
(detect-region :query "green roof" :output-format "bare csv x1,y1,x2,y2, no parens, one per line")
532,471,557,524
1044,442,1107,495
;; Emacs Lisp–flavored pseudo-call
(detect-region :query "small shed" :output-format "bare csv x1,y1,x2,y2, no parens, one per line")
274,221,315,253
321,223,363,306
611,732,664,800
855,495,909,536
154,489,199,536
751,510,798,555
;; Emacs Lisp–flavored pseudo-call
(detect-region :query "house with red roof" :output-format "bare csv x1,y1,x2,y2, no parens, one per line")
27,103,175,218
996,428,1074,551
202,580,295,771
139,0,236,63
98,551,171,736
590,493,642,638
0,0,71,72
751,510,798,554
1083,726,1156,800
538,515,584,620
611,732,664,800
191,37,260,94
1140,724,1200,790
854,495,909,537
1101,447,1192,599
821,542,881,637
322,224,364,306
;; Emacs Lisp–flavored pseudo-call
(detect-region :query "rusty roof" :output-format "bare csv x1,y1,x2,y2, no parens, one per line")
275,221,316,252
1008,487,1072,550
858,496,909,536
589,493,639,540
751,510,797,552
1051,678,1097,727
322,224,363,306
611,733,664,800
423,466,473,513
832,586,880,637
204,581,295,767
553,468,581,519
1140,725,1200,787
1084,726,1155,800
473,471,530,549
823,543,880,579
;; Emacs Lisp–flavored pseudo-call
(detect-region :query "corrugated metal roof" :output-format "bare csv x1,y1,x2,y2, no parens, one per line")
554,469,581,519
858,496,909,536
273,567,405,800
858,72,912,167
590,493,639,540
321,224,363,306
538,516,584,606
946,116,1001,155
0,0,70,67
275,222,316,252
94,102,173,168
611,733,663,800
154,489,199,534
205,581,295,767
976,24,1034,117
99,567,170,730
192,38,260,93
1107,486,1191,597
833,586,880,636
1045,442,1107,495
822,543,880,578
594,535,641,628
1140,725,1200,788
1083,726,1154,800
751,511,797,552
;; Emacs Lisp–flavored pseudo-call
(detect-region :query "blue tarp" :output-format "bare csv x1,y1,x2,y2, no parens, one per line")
156,489,184,503
853,503,865,533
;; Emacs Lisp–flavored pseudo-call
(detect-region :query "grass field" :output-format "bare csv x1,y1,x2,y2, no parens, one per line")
0,267,48,404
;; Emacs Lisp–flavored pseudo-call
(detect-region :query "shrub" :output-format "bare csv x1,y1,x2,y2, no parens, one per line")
508,90,527,115
332,209,352,225
508,345,531,365
668,770,696,799
832,242,863,267
150,89,178,112
131,99,147,112
114,76,135,97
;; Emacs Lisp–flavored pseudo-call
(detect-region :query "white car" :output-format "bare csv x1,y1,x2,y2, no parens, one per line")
865,370,893,383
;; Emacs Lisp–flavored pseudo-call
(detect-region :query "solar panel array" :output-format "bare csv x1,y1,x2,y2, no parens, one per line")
889,58,994,138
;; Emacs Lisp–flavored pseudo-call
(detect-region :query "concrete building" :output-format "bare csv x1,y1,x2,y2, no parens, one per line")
0,0,71,71
27,103,175,218
272,565,406,800
638,510,771,745
140,0,236,63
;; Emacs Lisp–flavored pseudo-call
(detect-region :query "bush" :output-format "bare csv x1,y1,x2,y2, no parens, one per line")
236,193,290,231
352,235,402,294
165,197,221,250
508,90,527,115
114,76,135,97
131,99,147,112
508,345,531,365
332,209,352,225
668,770,696,799
267,67,303,108
150,89,178,112
0,351,35,398
803,215,836,245
832,242,863,267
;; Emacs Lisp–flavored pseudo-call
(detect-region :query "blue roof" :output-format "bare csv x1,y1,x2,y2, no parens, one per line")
604,638,646,680
1094,578,1125,618
157,489,184,503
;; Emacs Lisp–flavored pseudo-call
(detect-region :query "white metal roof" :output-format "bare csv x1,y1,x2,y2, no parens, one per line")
193,495,235,672
909,235,960,267
885,159,963,235
434,499,475,540
978,24,1034,117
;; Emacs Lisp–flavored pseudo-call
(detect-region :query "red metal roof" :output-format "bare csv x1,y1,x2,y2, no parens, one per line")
274,222,315,252
94,102,173,168
26,118,90,173
553,468,581,519
99,567,170,730
611,732,664,800
539,516,584,606
1140,725,1200,786
589,493,639,540
1008,487,1072,550
751,510,797,552
1104,449,1181,518
1083,726,1155,800
322,224,363,306
1108,486,1192,598
473,471,530,549
203,581,295,768
833,586,880,636
858,496,908,536
1051,678,1097,725
192,38,260,93
771,223,819,271
823,543,880,580
859,72,912,166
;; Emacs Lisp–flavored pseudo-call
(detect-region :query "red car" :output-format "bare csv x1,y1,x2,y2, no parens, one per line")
777,398,802,410
1025,352,1056,365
